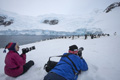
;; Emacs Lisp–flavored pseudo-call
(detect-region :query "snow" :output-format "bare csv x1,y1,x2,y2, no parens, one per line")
90,7,120,35
0,35,120,80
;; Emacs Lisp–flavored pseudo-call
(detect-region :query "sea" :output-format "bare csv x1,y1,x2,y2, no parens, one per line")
0,35,59,48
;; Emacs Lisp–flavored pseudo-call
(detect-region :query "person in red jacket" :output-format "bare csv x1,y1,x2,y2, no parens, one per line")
4,42,34,77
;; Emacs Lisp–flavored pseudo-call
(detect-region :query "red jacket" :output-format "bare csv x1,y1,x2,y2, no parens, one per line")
4,51,26,77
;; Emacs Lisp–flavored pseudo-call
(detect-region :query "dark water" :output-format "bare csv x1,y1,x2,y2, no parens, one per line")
0,35,58,48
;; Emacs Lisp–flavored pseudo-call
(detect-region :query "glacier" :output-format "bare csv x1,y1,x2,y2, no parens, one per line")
0,6,120,35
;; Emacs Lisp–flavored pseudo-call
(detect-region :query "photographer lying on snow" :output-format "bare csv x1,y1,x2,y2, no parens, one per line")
44,45,88,80
3,42,35,77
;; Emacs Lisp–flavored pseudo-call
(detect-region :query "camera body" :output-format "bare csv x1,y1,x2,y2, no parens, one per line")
78,47,84,52
22,46,35,54
78,47,84,57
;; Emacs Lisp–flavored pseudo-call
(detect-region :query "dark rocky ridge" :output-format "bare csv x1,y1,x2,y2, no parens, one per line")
104,2,120,13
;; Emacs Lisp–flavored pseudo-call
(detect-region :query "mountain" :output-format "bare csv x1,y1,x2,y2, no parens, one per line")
0,2,120,35
0,11,103,35
91,7,120,35
0,28,103,36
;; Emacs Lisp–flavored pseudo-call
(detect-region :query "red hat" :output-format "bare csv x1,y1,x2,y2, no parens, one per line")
3,42,16,53
68,45,78,54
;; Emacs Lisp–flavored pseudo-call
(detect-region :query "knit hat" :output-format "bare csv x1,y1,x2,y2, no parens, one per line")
69,45,78,54
3,42,16,53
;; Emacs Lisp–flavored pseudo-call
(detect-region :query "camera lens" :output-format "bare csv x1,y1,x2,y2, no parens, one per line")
32,46,35,50
22,46,35,53
29,47,32,51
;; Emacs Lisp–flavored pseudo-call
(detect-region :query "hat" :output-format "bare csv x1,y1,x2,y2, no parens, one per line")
69,45,78,54
3,42,16,53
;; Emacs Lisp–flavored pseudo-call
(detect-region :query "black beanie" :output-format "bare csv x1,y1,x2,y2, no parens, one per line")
69,45,78,51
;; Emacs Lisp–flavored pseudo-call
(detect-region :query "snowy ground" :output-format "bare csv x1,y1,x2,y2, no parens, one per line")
0,35,120,80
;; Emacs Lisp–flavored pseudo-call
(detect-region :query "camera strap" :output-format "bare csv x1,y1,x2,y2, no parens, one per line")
48,53,70,61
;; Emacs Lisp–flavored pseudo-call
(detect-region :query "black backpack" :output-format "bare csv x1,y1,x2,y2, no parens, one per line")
44,54,64,72
44,57,58,72
44,53,81,75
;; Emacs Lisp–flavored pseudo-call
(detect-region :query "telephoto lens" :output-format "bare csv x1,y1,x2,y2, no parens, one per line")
22,46,35,54
32,46,35,50
79,47,84,51
29,46,35,51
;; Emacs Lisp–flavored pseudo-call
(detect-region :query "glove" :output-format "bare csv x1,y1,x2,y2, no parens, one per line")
22,48,29,54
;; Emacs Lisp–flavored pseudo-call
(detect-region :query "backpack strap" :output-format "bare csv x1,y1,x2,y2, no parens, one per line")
62,53,81,75
61,59,76,74
49,53,71,61
64,54,79,71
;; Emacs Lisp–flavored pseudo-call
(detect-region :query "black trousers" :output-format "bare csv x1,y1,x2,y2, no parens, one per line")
44,72,66,80
22,60,34,75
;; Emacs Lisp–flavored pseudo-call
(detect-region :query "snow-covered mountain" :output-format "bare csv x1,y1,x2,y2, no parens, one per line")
0,28,103,35
0,10,103,35
0,2,120,35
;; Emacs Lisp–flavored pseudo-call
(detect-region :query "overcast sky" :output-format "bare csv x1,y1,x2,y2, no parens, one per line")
0,0,120,16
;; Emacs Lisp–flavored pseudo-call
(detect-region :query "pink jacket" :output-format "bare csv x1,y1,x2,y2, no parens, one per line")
4,51,26,77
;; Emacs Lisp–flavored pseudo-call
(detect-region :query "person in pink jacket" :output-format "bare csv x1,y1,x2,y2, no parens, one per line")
4,42,34,77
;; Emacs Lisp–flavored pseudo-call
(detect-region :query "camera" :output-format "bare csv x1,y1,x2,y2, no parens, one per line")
78,47,84,57
78,47,84,52
22,46,35,54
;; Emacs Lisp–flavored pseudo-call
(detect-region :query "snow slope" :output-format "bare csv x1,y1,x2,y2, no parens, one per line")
90,7,120,35
0,35,120,80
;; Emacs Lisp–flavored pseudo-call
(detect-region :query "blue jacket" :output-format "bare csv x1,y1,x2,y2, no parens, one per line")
50,53,88,80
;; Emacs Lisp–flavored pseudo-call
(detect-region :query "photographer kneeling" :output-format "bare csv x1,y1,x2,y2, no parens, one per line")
44,45,88,80
4,42,34,77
